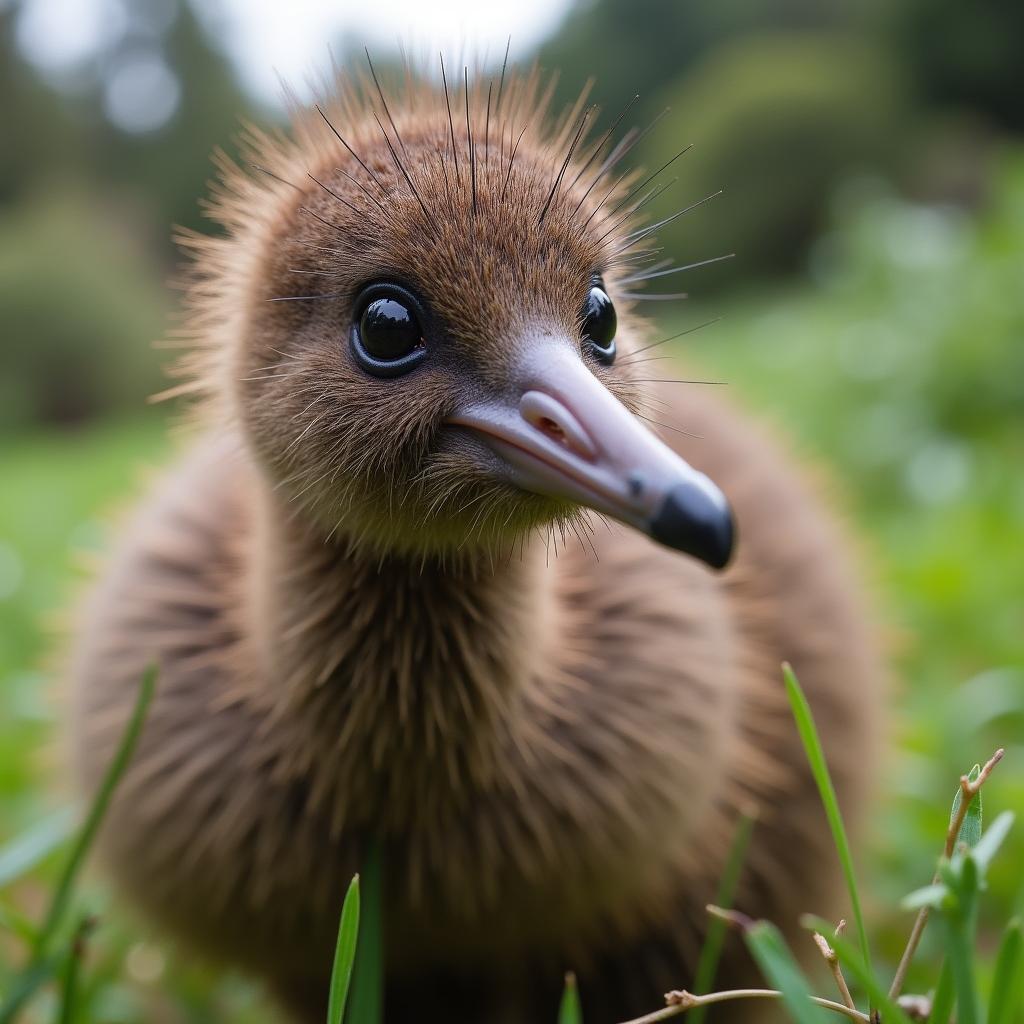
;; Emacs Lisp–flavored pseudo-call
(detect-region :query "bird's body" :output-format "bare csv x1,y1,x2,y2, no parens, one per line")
70,65,881,1022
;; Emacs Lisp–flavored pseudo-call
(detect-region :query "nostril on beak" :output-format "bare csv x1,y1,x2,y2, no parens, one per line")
537,416,566,443
520,391,597,460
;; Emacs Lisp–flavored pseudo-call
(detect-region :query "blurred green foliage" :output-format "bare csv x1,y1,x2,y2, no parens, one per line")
661,158,1024,991
637,33,905,288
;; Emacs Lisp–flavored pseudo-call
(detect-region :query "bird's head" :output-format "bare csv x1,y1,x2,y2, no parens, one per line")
190,66,734,567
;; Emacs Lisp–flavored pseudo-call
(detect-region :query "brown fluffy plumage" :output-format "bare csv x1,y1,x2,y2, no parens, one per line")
70,60,882,1022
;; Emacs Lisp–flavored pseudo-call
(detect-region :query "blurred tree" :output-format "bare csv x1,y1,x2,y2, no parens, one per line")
0,191,168,430
87,0,257,249
634,33,905,289
877,0,1024,134
537,0,854,129
0,6,86,205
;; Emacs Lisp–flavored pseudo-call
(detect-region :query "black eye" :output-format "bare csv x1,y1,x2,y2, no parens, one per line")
351,283,428,378
582,284,617,365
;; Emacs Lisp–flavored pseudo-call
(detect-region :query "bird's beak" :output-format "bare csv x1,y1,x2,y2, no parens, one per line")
447,339,735,569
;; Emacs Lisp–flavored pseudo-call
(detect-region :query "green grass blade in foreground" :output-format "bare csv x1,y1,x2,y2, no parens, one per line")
940,855,980,1024
35,666,156,958
327,875,360,1024
689,810,756,1024
0,808,77,890
346,843,383,1024
743,920,827,1024
782,663,869,973
929,960,955,1024
801,916,911,1024
558,972,582,1024
988,917,1023,1024
57,918,91,1024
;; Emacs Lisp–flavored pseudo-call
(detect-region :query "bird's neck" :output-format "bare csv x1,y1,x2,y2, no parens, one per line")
249,488,560,825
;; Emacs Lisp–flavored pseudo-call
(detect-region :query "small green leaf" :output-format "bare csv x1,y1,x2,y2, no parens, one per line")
972,810,1014,871
988,918,1023,1024
950,766,982,848
327,875,360,1024
690,810,755,1024
900,882,950,912
782,664,870,974
557,972,582,1024
743,920,828,1024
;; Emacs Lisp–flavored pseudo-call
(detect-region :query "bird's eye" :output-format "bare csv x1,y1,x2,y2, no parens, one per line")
350,283,428,378
582,283,617,365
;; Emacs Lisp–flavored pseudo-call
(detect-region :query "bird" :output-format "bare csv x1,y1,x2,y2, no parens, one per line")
69,56,882,1024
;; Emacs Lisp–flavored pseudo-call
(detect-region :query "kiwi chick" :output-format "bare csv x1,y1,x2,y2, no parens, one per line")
70,62,882,1022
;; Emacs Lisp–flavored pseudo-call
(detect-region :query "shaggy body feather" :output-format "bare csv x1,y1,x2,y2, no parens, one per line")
71,67,881,1022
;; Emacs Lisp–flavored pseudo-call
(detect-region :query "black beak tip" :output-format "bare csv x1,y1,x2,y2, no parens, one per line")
649,480,736,570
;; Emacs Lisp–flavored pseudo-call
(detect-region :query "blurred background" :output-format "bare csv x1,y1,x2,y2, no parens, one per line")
1,0,1022,1019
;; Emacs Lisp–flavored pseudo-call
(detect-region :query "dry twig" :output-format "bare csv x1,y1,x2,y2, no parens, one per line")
616,987,870,1024
813,921,856,1011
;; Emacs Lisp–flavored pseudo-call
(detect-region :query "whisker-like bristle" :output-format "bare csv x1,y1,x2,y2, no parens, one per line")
495,35,511,112
502,123,528,202
267,291,344,303
306,171,360,217
619,253,736,285
439,53,460,188
314,105,388,196
616,190,723,251
484,79,493,176
251,163,300,191
616,318,722,363
365,47,407,156
538,107,591,224
465,67,476,215
371,111,435,228
567,92,640,196
596,177,678,246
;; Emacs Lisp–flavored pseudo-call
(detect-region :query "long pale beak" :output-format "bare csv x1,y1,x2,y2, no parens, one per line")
447,340,735,569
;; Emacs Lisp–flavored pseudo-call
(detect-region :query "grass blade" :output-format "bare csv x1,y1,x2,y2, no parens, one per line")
35,666,156,957
782,664,869,974
743,920,828,1024
929,959,955,1024
347,843,383,1024
690,810,756,1024
0,808,76,890
939,855,980,1024
57,917,92,1024
327,875,360,1024
558,972,582,1024
988,918,1023,1024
